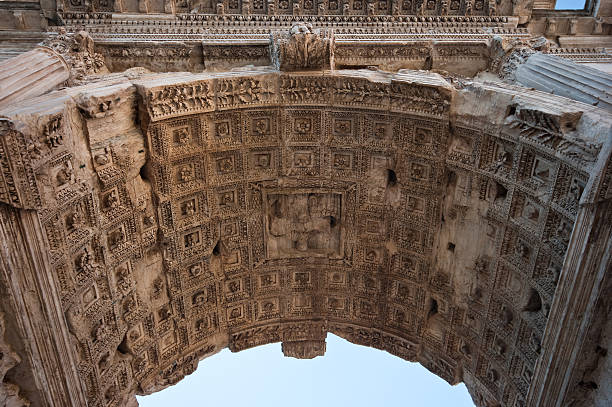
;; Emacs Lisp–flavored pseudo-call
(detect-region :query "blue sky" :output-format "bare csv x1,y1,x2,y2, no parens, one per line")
138,334,475,406
555,0,585,9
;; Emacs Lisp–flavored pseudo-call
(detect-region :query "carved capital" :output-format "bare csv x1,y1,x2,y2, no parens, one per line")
490,36,549,81
498,46,536,81
41,29,108,84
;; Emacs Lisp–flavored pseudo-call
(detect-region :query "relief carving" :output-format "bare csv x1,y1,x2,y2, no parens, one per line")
0,313,29,407
0,63,609,407
76,92,125,119
264,192,342,259
271,23,334,71
144,82,214,120
282,340,326,359
505,106,601,164
39,123,61,155
42,29,108,84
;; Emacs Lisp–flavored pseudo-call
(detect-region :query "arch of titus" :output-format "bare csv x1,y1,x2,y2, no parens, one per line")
0,0,612,406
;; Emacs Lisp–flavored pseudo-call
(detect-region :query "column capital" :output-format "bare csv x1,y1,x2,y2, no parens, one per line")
40,29,109,85
489,35,550,80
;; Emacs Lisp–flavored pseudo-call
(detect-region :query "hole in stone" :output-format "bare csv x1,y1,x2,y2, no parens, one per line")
523,288,542,313
447,242,455,252
118,334,129,355
495,182,508,200
447,171,457,187
441,214,445,223
329,215,337,228
495,339,506,355
212,240,221,257
271,199,282,218
428,298,438,317
507,105,517,117
386,169,397,187
139,165,149,182
502,306,514,326
579,381,598,390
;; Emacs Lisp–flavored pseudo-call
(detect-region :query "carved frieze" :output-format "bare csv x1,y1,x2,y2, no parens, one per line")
140,81,215,121
203,44,270,61
60,0,504,15
105,44,193,59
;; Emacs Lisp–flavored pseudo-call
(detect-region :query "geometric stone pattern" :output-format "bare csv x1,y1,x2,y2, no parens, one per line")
0,68,609,407
1,1,612,406
62,0,500,17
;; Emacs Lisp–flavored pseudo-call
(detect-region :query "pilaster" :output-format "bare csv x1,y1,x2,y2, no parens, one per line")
513,52,612,110
0,47,69,110
527,138,612,406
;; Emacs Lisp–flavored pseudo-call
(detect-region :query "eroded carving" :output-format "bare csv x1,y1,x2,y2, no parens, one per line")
264,192,343,259
0,62,610,407
271,23,333,71
505,106,601,164
42,29,108,83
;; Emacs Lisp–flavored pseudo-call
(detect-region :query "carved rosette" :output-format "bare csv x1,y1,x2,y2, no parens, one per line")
271,24,334,71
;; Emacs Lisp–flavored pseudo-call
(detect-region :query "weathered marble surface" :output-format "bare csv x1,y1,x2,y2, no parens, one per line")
0,65,610,407
0,2,611,407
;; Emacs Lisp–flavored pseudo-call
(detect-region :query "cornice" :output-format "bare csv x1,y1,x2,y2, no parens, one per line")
58,12,516,27
50,24,530,44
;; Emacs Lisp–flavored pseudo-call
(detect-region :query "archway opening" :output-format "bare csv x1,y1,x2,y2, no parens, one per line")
137,334,474,407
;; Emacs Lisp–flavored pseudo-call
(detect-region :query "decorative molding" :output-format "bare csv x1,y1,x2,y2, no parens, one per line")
1,4,612,404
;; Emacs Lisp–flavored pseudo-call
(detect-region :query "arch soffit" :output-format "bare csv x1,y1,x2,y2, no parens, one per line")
1,68,610,407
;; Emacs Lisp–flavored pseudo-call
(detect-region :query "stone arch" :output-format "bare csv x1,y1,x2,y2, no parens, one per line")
0,68,610,407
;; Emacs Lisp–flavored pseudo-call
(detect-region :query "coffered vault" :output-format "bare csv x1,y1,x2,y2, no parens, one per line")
0,1,612,407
